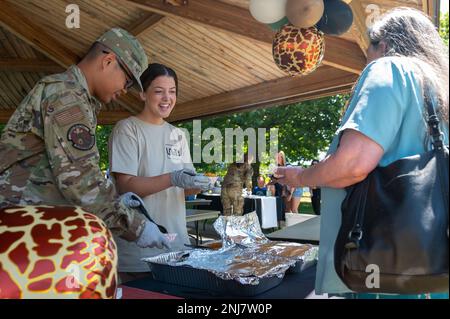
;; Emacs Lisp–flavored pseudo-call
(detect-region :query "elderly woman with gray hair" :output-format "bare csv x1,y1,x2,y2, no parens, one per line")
275,8,449,299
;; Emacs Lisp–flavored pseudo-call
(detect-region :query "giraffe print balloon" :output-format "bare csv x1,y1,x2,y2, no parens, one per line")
272,24,325,76
0,206,118,299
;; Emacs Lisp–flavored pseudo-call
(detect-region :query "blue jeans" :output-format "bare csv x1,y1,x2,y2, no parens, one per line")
292,187,303,198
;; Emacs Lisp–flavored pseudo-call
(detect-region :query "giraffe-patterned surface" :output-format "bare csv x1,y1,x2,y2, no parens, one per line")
0,206,117,299
272,24,325,76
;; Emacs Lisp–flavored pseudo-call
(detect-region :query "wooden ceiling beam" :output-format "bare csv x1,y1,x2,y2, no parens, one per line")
423,0,440,27
343,0,369,56
0,110,12,123
125,0,274,43
0,58,65,73
125,0,366,74
167,66,358,123
1,66,357,125
0,1,142,115
321,36,366,74
128,12,165,37
171,85,354,124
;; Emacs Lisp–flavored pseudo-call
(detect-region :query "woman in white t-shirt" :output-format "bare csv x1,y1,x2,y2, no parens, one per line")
109,63,209,282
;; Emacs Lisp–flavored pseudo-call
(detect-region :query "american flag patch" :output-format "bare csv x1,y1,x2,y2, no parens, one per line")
54,106,84,126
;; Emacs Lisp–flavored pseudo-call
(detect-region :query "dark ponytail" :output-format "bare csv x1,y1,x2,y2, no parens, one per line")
140,63,178,96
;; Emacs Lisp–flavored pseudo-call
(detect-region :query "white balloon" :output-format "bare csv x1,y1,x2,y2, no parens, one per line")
249,0,288,24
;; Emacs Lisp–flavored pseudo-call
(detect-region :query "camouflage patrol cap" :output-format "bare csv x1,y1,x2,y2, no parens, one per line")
96,28,148,92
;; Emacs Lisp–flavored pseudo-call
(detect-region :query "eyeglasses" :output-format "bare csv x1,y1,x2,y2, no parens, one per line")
102,50,134,90
117,58,134,90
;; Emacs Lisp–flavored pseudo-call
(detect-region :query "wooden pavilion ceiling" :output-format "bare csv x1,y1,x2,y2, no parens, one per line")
0,0,439,124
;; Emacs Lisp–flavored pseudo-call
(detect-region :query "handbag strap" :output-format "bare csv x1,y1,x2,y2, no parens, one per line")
345,177,369,249
424,91,449,213
424,93,445,151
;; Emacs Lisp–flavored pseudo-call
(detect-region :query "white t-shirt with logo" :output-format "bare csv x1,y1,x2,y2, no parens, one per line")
109,116,194,272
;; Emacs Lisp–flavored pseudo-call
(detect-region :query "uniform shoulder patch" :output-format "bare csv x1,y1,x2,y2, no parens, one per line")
55,105,85,127
67,124,95,151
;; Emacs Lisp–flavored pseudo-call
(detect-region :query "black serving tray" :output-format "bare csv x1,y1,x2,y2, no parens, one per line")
145,253,284,297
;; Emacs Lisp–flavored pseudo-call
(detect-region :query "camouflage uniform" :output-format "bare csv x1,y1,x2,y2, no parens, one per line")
0,28,148,241
221,163,253,216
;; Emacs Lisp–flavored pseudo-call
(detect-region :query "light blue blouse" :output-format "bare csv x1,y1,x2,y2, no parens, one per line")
315,56,449,295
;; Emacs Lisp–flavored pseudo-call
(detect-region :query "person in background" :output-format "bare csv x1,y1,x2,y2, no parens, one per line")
274,8,448,298
274,151,292,213
109,63,210,283
309,159,321,215
253,175,267,196
289,184,303,214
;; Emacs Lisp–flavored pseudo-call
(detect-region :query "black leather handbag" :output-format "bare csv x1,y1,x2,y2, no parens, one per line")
334,98,449,294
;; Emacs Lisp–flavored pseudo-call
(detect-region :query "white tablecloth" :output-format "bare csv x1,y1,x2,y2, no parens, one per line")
247,195,278,229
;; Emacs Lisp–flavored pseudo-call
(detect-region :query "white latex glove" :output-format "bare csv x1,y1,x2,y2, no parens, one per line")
120,192,143,208
170,169,211,191
136,220,171,249
120,192,168,234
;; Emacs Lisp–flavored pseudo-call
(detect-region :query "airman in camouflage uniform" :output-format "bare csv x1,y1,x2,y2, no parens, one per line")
221,154,253,216
0,28,148,241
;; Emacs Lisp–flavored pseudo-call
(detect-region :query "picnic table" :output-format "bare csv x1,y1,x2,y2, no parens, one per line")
267,216,321,245
185,198,212,208
186,209,220,245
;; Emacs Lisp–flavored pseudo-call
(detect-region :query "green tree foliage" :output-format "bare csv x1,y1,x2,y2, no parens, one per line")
96,125,113,172
440,12,449,46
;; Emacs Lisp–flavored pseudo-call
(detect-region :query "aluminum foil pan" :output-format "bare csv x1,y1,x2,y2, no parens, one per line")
143,245,296,285
142,212,319,289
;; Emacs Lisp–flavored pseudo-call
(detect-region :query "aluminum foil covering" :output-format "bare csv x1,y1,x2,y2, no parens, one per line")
213,211,268,247
143,246,296,285
213,212,318,263
142,212,319,286
244,241,319,265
